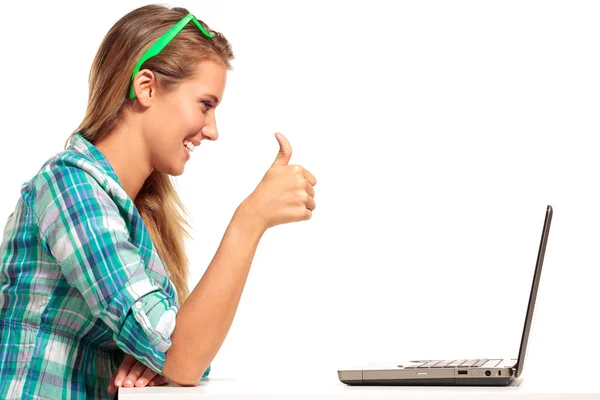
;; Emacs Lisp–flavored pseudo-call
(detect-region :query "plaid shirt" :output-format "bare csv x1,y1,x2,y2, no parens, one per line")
0,133,209,399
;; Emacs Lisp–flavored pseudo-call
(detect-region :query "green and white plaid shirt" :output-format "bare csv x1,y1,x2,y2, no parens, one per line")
0,133,209,399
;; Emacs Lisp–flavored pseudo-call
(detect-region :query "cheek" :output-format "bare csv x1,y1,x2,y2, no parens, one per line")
145,108,183,160
146,100,204,153
148,102,182,135
179,102,205,132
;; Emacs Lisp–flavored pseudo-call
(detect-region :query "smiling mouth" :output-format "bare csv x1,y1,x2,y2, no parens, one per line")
183,140,196,153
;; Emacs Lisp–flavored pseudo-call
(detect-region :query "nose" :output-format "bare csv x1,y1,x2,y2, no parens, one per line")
201,111,219,141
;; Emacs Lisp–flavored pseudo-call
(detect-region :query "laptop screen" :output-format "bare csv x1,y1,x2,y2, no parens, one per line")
514,205,553,378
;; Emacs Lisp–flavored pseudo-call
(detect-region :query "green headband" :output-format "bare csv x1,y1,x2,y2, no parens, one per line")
129,13,213,100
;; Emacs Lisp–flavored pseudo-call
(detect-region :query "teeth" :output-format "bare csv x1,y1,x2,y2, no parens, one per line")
183,140,195,152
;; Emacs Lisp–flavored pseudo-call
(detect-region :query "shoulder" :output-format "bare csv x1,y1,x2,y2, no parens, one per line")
30,149,117,219
35,148,107,187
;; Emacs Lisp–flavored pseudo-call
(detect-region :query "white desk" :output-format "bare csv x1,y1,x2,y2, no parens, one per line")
119,369,600,399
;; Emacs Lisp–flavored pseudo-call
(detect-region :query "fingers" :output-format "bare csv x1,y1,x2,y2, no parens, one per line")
109,354,164,393
303,168,317,186
304,209,313,221
108,375,117,394
306,182,315,198
123,361,148,387
148,374,170,387
272,132,292,167
113,354,137,388
294,166,316,212
290,164,316,187
296,166,315,200
134,367,158,387
306,195,316,212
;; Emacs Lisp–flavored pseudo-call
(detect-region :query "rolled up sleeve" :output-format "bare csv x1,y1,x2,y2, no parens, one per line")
34,163,178,374
117,291,178,373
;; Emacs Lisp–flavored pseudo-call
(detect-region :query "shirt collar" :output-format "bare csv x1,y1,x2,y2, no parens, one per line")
66,132,123,187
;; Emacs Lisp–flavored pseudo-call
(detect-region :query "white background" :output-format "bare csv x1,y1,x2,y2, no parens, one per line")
1,0,599,389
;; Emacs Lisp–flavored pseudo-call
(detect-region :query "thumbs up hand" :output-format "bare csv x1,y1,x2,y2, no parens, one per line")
241,133,317,232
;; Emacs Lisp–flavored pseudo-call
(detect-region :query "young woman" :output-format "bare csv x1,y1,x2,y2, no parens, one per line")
0,4,316,399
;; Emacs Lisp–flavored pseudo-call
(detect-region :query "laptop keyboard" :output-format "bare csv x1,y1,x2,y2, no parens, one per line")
403,359,499,369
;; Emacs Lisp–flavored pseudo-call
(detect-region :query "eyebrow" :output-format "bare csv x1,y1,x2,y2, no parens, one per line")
206,94,220,104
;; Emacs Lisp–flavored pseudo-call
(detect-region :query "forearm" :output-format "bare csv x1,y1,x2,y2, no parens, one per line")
162,202,264,385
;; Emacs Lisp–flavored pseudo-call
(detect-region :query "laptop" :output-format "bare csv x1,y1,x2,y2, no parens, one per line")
338,205,553,386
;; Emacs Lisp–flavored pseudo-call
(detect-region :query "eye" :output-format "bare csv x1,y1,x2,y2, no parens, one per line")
200,101,214,114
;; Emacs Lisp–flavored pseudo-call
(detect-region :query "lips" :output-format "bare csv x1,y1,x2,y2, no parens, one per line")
183,140,195,152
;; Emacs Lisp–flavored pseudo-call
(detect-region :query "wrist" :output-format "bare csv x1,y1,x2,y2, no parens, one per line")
233,199,268,238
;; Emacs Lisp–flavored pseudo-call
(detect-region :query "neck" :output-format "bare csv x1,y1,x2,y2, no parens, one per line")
93,123,153,201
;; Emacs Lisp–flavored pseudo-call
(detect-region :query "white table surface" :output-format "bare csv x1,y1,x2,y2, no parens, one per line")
119,367,600,399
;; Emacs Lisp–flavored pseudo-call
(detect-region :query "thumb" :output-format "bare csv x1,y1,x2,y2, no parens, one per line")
272,132,292,167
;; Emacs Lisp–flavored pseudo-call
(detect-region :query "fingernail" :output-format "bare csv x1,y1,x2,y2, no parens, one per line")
149,381,155,386
135,379,144,386
125,379,133,387
115,379,122,386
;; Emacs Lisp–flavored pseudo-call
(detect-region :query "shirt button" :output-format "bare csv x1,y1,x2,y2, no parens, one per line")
135,302,143,309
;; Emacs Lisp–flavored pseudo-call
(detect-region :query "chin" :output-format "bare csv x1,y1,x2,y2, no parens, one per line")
155,163,185,177
167,166,185,177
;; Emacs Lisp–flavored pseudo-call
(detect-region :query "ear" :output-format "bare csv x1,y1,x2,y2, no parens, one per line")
131,69,158,106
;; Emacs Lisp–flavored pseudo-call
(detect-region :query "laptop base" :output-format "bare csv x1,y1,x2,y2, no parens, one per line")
340,377,514,386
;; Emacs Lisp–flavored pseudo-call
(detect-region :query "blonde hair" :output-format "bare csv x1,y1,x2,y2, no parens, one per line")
68,4,234,305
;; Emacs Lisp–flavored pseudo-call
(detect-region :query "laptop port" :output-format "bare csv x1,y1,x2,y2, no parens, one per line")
485,370,491,376
458,370,468,375
498,371,501,376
